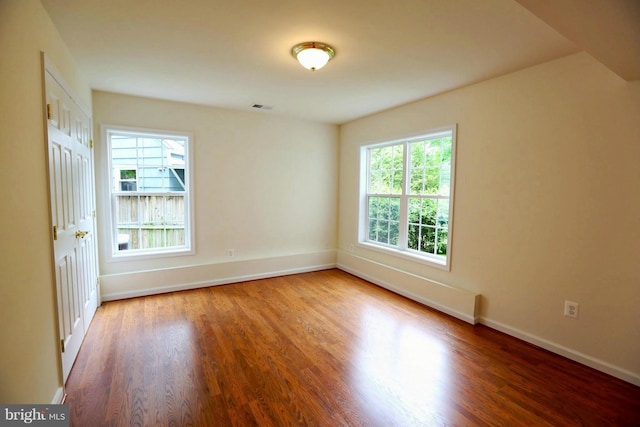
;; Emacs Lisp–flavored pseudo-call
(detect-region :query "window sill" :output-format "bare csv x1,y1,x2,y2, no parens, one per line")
106,247,195,263
357,241,450,271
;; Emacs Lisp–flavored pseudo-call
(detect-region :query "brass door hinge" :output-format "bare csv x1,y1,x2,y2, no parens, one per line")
89,139,93,148
92,210,96,218
46,104,52,120
53,225,58,240
60,339,65,353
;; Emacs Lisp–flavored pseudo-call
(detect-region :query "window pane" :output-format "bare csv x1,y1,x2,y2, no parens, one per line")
116,230,135,251
408,224,419,250
378,220,389,244
120,181,137,191
389,221,400,246
109,129,190,256
379,197,390,220
409,135,452,196
368,219,377,240
437,199,449,227
389,198,400,221
441,138,452,163
408,198,442,255
420,226,436,254
439,167,451,196
369,197,400,222
120,195,186,250
370,148,381,170
368,144,403,195
425,139,441,165
369,170,382,193
424,167,440,194
392,144,403,169
165,195,184,226
392,169,403,193
409,168,420,193
116,195,138,250
409,198,436,227
367,197,400,247
120,169,136,180
425,199,437,226
381,170,392,192
409,143,427,194
410,142,424,168
436,229,448,255
368,197,378,219
112,136,185,193
408,198,422,223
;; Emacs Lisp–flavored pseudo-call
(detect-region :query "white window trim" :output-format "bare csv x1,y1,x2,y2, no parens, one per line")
101,124,196,262
357,125,457,271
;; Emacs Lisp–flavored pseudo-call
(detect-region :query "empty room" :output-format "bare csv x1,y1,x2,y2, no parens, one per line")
1,0,639,425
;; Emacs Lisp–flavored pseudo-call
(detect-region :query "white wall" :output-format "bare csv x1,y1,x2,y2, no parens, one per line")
338,52,640,384
0,0,92,403
93,92,338,298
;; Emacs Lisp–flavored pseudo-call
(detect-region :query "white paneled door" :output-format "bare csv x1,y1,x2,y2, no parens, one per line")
44,62,99,382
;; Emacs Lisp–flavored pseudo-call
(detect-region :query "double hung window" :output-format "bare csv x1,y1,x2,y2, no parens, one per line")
360,126,456,269
104,126,194,258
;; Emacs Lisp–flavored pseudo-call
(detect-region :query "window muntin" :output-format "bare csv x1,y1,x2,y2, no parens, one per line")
361,127,455,268
106,127,193,258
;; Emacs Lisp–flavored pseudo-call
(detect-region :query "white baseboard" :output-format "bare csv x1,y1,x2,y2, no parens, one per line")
51,387,64,404
338,263,478,324
101,251,337,301
336,251,480,324
480,317,640,387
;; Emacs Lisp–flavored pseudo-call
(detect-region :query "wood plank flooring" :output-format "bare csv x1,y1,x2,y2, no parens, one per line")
65,269,640,426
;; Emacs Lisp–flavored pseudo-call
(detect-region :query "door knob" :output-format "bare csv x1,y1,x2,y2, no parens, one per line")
75,230,89,239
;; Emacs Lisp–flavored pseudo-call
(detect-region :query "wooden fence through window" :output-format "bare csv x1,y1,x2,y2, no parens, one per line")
116,195,185,250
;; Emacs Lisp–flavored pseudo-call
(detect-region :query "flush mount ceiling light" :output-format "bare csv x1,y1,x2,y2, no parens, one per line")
291,42,336,71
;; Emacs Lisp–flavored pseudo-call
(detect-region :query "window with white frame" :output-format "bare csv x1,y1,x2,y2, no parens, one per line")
359,126,456,269
105,126,194,258
115,168,138,191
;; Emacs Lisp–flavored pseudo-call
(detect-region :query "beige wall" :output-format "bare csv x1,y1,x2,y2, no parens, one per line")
0,0,92,403
2,1,637,405
93,92,338,297
338,52,640,383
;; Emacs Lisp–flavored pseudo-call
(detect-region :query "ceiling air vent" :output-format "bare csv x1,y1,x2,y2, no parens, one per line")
251,104,273,110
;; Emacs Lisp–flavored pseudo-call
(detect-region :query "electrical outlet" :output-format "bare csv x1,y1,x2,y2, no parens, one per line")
564,301,579,319
349,243,354,252
227,249,234,257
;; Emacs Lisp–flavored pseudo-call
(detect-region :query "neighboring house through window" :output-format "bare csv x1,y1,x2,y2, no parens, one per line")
359,126,456,269
104,126,194,258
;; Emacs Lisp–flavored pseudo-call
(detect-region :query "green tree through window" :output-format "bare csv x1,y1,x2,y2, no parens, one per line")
362,127,456,268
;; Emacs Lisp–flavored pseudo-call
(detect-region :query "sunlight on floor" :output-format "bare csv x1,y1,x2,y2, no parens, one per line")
352,305,452,423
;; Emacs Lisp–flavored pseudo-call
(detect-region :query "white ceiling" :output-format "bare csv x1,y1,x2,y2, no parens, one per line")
40,0,630,124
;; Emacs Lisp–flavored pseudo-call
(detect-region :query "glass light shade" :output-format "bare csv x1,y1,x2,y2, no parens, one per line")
291,42,335,71
297,48,331,71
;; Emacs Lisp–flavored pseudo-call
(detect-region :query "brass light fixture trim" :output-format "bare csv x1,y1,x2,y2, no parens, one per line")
291,42,336,71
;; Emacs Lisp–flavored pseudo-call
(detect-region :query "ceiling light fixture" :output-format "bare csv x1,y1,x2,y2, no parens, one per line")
291,42,335,71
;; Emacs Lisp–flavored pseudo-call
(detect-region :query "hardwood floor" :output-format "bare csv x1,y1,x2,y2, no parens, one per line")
65,269,640,426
